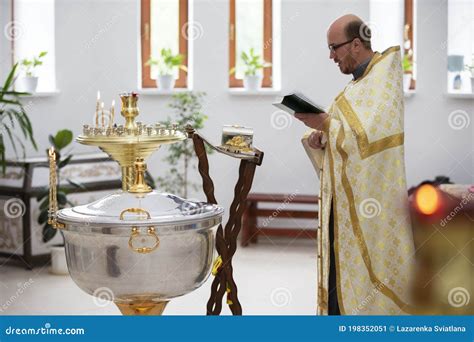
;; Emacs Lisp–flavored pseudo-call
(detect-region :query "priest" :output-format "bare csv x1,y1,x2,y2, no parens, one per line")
296,14,416,315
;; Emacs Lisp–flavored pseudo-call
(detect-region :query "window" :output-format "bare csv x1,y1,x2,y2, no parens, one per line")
370,0,416,90
229,0,273,88
141,0,189,88
447,0,474,94
12,0,56,92
403,0,415,90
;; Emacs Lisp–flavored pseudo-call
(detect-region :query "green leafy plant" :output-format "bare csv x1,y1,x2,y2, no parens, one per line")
230,47,271,76
402,54,413,73
20,51,48,77
157,92,212,198
37,129,84,244
0,63,37,174
146,48,187,76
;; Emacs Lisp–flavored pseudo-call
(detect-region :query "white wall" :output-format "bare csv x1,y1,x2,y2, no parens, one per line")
1,0,472,213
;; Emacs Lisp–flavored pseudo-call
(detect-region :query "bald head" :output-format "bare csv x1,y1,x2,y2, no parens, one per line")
327,14,374,75
328,14,362,34
327,14,372,50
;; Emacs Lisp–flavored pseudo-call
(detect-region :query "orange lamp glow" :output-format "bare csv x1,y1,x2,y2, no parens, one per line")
415,184,440,215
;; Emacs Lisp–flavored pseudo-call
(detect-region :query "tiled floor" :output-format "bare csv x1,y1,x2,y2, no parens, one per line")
0,237,317,315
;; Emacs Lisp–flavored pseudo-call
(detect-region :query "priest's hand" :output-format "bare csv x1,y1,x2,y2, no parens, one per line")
308,131,326,150
295,113,329,130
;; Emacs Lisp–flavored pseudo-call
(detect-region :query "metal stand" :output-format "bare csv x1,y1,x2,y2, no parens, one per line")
186,125,264,315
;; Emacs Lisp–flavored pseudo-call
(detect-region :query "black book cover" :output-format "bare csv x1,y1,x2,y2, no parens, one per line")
273,93,325,114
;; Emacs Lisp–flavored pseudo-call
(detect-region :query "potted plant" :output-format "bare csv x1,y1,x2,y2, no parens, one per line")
402,54,412,92
18,51,48,93
156,92,212,198
146,48,187,90
0,63,37,174
230,47,271,90
37,129,84,275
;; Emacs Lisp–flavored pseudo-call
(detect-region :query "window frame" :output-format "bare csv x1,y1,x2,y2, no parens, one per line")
140,0,189,88
404,0,415,90
229,0,273,88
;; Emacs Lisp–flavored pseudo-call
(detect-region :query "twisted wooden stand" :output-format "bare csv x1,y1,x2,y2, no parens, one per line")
185,125,264,315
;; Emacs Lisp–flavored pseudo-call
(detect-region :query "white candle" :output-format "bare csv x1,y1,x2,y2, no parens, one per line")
110,100,115,128
101,102,105,127
95,91,101,127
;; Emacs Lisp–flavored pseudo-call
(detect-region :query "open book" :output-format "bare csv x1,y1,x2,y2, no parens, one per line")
273,93,325,115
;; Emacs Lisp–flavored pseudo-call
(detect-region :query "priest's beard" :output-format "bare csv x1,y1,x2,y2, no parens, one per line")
338,52,358,75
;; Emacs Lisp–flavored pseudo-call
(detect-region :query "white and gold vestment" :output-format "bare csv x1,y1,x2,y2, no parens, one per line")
303,46,416,315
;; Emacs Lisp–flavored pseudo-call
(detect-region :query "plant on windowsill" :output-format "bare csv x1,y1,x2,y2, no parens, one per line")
146,48,187,90
402,54,413,93
230,47,271,91
37,129,84,275
156,91,212,198
0,63,37,174
18,51,48,93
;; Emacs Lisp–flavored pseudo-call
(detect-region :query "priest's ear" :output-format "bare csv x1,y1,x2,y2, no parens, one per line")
352,38,363,52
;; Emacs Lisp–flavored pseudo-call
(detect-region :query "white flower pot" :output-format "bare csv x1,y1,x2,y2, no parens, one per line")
50,245,69,275
402,74,411,92
18,76,38,93
157,74,175,90
243,75,263,91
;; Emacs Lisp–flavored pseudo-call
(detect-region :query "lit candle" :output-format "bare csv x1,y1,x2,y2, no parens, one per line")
95,91,100,127
109,100,115,128
101,102,105,128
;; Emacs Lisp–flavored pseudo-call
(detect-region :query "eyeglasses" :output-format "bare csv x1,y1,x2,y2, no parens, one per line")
328,38,355,54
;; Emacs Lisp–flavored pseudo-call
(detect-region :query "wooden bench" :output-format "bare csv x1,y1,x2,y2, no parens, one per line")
241,193,319,246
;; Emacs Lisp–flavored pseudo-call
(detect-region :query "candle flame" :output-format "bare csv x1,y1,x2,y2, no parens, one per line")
97,91,100,100
415,184,440,215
